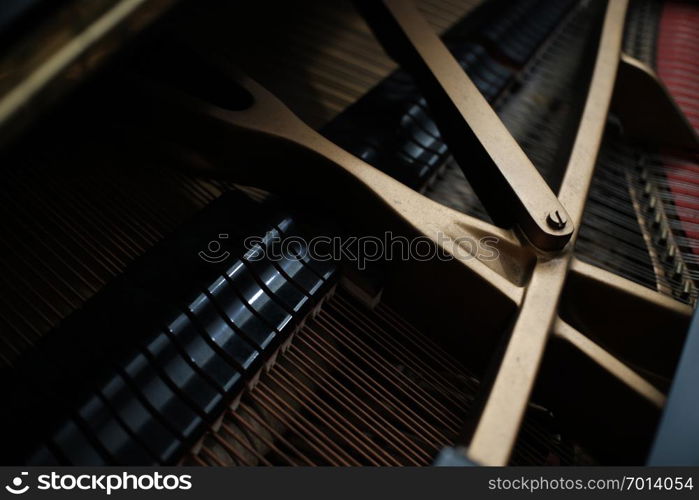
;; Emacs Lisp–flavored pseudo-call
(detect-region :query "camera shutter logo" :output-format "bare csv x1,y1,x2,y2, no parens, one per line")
5,472,29,495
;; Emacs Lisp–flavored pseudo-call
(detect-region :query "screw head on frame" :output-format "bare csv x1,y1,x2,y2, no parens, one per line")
546,210,567,230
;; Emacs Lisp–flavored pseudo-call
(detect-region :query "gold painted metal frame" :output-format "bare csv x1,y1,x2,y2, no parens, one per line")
0,0,179,149
130,0,694,464
613,53,699,150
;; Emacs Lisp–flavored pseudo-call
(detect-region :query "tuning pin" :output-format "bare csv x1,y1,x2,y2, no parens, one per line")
652,211,662,228
657,226,669,246
673,261,685,279
681,280,693,299
664,245,677,263
647,196,657,213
